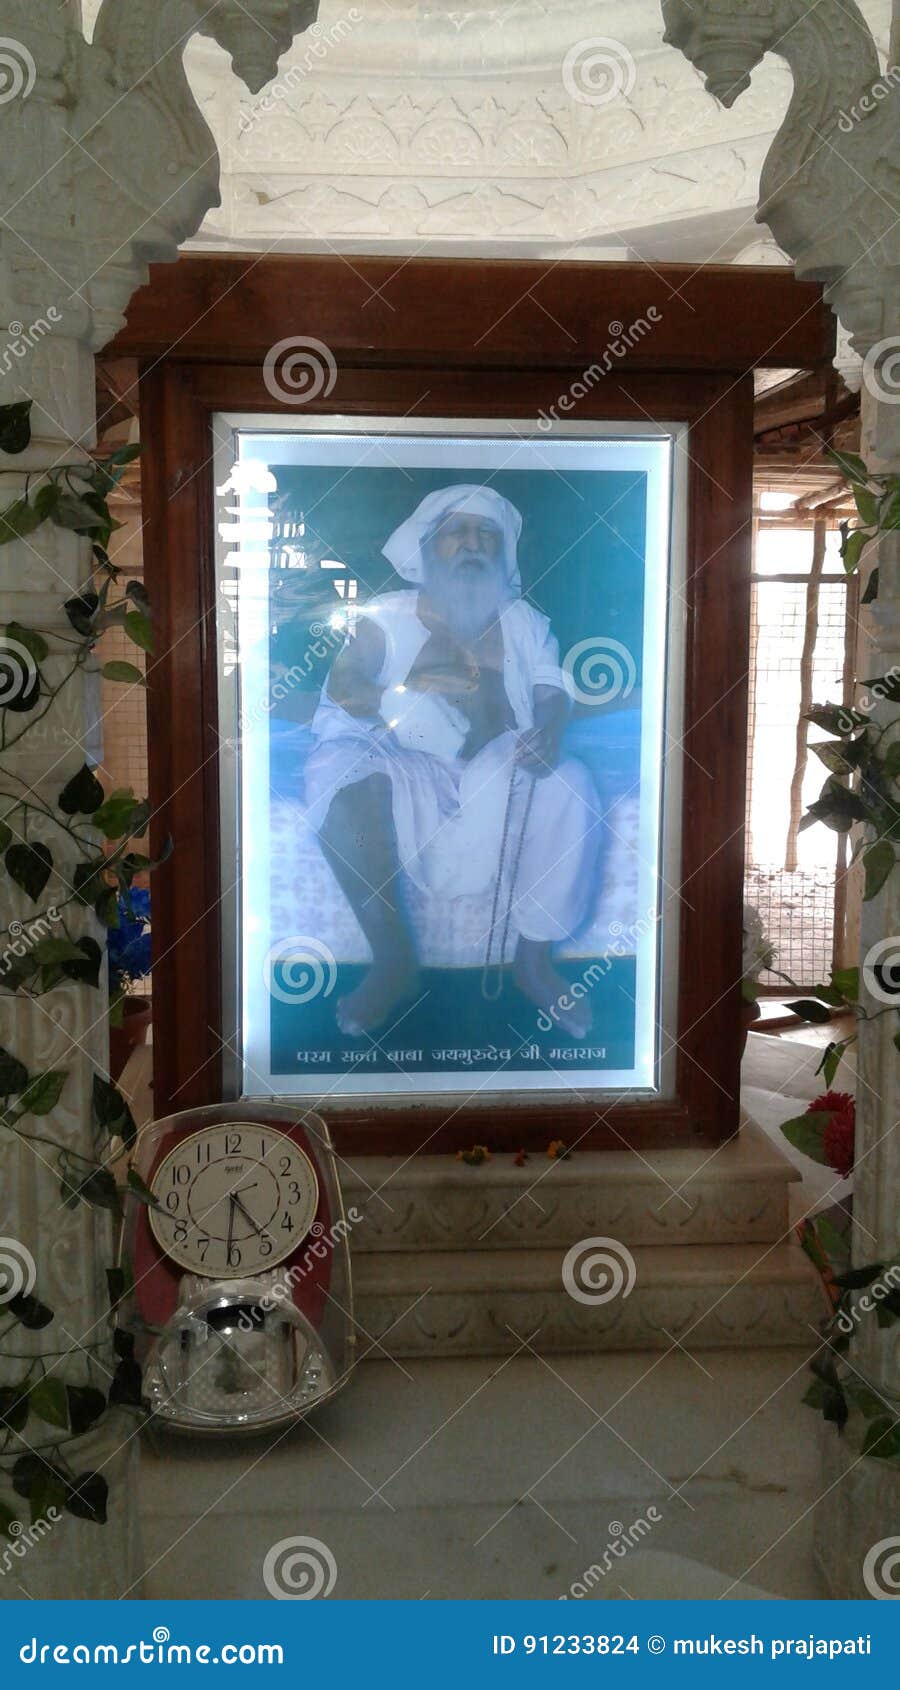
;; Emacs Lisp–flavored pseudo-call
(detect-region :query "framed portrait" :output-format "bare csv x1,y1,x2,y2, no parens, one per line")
117,254,830,1150
214,420,684,1106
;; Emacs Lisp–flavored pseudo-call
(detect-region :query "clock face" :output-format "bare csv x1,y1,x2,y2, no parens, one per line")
148,1122,319,1279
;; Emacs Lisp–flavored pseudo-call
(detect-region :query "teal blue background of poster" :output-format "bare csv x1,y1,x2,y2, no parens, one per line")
265,461,650,1081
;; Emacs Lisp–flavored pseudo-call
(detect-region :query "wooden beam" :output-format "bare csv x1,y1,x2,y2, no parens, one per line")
111,253,832,373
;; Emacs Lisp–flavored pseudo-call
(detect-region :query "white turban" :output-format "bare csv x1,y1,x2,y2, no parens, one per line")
382,484,523,591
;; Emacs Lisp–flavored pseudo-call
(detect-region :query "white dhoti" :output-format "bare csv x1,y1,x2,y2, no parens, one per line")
303,721,600,946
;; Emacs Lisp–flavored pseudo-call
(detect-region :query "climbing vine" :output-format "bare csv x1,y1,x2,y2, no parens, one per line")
0,400,161,1538
776,448,900,1466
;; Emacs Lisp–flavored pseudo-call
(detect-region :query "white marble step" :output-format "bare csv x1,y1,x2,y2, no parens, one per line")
352,1239,828,1358
342,1120,802,1253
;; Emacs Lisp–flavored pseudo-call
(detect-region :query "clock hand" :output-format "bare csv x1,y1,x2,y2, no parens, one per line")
231,1191,263,1237
226,1193,236,1257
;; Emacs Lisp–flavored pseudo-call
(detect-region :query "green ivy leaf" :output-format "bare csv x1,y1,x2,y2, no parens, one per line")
65,1472,109,1525
0,1499,24,1540
101,661,145,686
786,998,834,1025
93,1074,137,1149
73,859,107,905
865,672,900,705
842,528,870,575
0,1385,29,1435
124,609,153,656
5,841,52,902
0,1047,29,1095
27,1470,68,1529
95,887,120,928
0,819,11,852
74,1167,122,1219
66,1385,107,1437
29,1376,69,1431
58,763,105,817
0,498,43,546
851,483,880,526
826,447,868,484
780,1112,835,1164
92,791,143,841
0,400,33,456
861,1417,900,1462
818,1042,842,1088
126,1168,159,1209
59,937,102,989
861,566,879,605
863,839,895,901
108,1356,143,1408
884,742,900,780
5,621,48,664
17,1070,67,1116
831,966,859,1002
63,590,99,638
6,1292,53,1330
125,579,150,611
29,938,82,969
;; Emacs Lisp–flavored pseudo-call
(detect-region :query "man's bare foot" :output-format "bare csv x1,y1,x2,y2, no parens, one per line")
336,958,422,1038
513,939,593,1040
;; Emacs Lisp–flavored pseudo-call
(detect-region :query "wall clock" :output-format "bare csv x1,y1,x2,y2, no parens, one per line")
122,1102,357,1434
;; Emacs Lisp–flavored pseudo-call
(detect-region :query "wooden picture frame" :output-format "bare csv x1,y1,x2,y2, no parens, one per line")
112,255,831,1155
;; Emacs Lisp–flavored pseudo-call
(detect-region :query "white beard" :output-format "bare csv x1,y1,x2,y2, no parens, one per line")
422,553,510,642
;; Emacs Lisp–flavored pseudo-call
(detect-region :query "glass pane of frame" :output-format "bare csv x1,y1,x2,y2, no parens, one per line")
213,418,686,1105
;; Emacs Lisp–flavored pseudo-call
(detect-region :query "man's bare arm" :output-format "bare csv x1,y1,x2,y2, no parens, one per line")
326,616,387,718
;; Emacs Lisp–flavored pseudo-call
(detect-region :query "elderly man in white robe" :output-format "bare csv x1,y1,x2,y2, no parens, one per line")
304,485,600,1039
